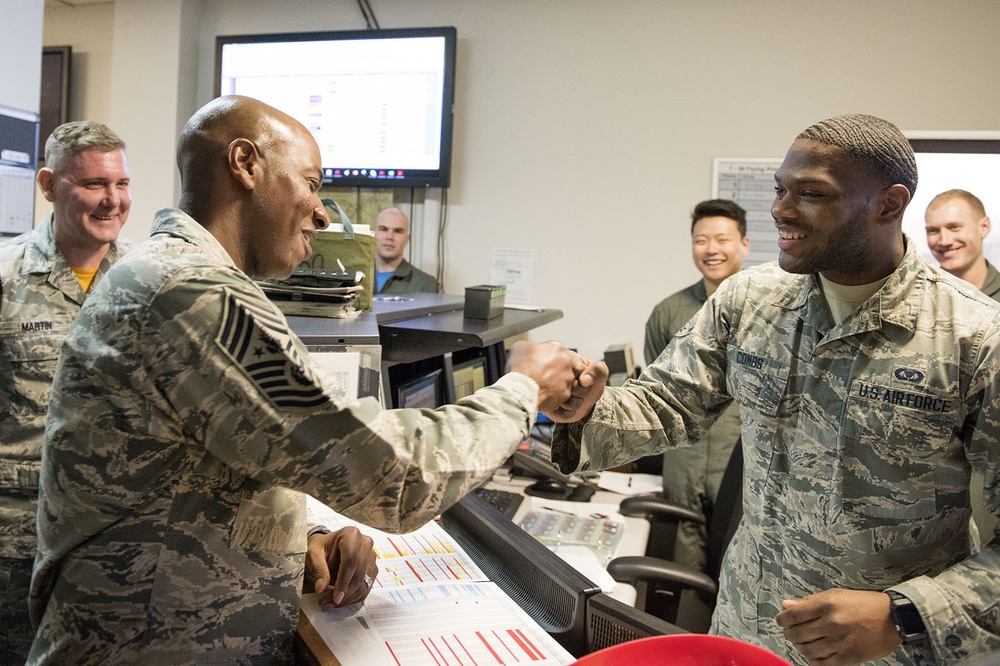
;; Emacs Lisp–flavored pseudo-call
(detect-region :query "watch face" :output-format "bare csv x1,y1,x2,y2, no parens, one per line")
889,593,928,643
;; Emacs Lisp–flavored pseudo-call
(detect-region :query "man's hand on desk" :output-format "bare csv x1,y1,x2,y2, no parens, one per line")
306,527,379,611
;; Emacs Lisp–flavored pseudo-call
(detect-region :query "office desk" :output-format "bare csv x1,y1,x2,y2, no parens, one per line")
295,493,584,666
287,295,562,362
484,475,649,607
298,475,652,666
296,614,338,666
379,306,563,363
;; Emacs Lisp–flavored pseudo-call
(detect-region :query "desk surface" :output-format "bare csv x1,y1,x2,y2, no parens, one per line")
380,307,563,362
286,294,563,363
484,475,648,606
297,475,650,665
287,311,380,347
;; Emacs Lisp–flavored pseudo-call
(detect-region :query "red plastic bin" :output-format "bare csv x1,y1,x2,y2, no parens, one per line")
572,634,793,666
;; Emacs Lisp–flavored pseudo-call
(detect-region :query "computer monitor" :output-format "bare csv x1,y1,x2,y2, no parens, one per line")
395,368,445,409
215,26,456,189
452,357,487,400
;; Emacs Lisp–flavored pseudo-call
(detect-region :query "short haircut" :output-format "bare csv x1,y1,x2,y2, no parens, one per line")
691,199,748,237
44,121,126,173
926,189,987,218
797,113,917,197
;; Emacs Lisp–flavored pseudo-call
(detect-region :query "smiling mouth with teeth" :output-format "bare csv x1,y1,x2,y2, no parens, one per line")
778,229,806,240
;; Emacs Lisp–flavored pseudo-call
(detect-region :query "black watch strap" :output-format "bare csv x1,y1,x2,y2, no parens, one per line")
886,590,928,644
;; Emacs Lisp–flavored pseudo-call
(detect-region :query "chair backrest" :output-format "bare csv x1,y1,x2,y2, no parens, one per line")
705,438,743,582
606,438,745,632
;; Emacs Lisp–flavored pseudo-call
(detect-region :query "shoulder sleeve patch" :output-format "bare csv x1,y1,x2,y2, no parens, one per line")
215,288,329,412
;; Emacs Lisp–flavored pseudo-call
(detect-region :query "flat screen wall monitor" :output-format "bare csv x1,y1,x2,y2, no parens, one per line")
215,26,456,188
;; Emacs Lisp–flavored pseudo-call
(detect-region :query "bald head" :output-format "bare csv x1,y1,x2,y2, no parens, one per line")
177,96,305,213
375,207,411,269
175,95,330,278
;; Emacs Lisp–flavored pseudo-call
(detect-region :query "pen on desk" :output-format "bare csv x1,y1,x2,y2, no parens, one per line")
627,477,632,487
540,505,574,515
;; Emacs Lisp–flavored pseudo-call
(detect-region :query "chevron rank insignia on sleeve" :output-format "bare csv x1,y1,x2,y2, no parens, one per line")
215,288,329,412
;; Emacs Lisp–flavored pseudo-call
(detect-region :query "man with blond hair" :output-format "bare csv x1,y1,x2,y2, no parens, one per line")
924,188,999,300
0,121,132,662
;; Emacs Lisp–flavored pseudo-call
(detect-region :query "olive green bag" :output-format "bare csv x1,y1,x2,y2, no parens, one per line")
298,198,376,310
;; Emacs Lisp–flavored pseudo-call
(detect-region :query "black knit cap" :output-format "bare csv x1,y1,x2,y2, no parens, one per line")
797,113,918,197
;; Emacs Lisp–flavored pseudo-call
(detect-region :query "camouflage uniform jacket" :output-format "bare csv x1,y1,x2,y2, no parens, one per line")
643,279,742,571
554,238,1000,665
30,208,537,665
981,260,1000,303
0,214,130,560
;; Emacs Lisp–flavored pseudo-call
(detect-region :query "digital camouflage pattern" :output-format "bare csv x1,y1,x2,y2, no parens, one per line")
0,215,131,660
981,261,1000,303
29,208,537,664
644,279,741,573
0,215,131,559
555,238,1000,665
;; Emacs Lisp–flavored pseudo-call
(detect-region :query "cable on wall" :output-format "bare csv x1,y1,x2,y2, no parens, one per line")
356,0,380,29
437,188,448,287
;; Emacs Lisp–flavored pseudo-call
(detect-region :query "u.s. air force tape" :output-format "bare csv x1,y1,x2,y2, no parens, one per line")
216,288,329,412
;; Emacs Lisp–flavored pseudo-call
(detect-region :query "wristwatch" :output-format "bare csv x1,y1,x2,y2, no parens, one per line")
886,590,928,644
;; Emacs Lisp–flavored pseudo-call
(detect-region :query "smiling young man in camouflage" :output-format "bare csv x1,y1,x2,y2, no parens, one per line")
553,114,1000,664
27,96,582,664
0,121,132,663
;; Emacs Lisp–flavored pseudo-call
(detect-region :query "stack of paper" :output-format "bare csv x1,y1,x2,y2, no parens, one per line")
303,498,576,666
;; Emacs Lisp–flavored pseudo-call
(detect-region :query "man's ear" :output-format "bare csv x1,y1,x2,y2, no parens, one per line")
227,138,259,191
879,184,911,224
37,168,56,202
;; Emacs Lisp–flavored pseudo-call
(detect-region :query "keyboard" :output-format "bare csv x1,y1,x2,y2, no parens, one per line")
473,487,524,520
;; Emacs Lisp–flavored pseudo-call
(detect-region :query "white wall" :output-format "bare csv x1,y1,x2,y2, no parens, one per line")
37,0,117,220
42,0,1000,361
1,0,44,113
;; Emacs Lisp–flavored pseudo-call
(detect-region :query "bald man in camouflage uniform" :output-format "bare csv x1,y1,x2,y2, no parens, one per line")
0,121,132,663
28,96,582,664
553,115,1000,665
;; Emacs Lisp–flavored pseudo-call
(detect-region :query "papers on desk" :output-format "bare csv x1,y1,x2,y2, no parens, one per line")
304,497,575,665
594,471,662,496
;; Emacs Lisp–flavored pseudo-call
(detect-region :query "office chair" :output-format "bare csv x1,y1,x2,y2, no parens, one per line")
605,439,743,632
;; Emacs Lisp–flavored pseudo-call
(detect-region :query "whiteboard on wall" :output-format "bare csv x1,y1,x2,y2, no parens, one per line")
712,158,782,267
0,105,39,236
